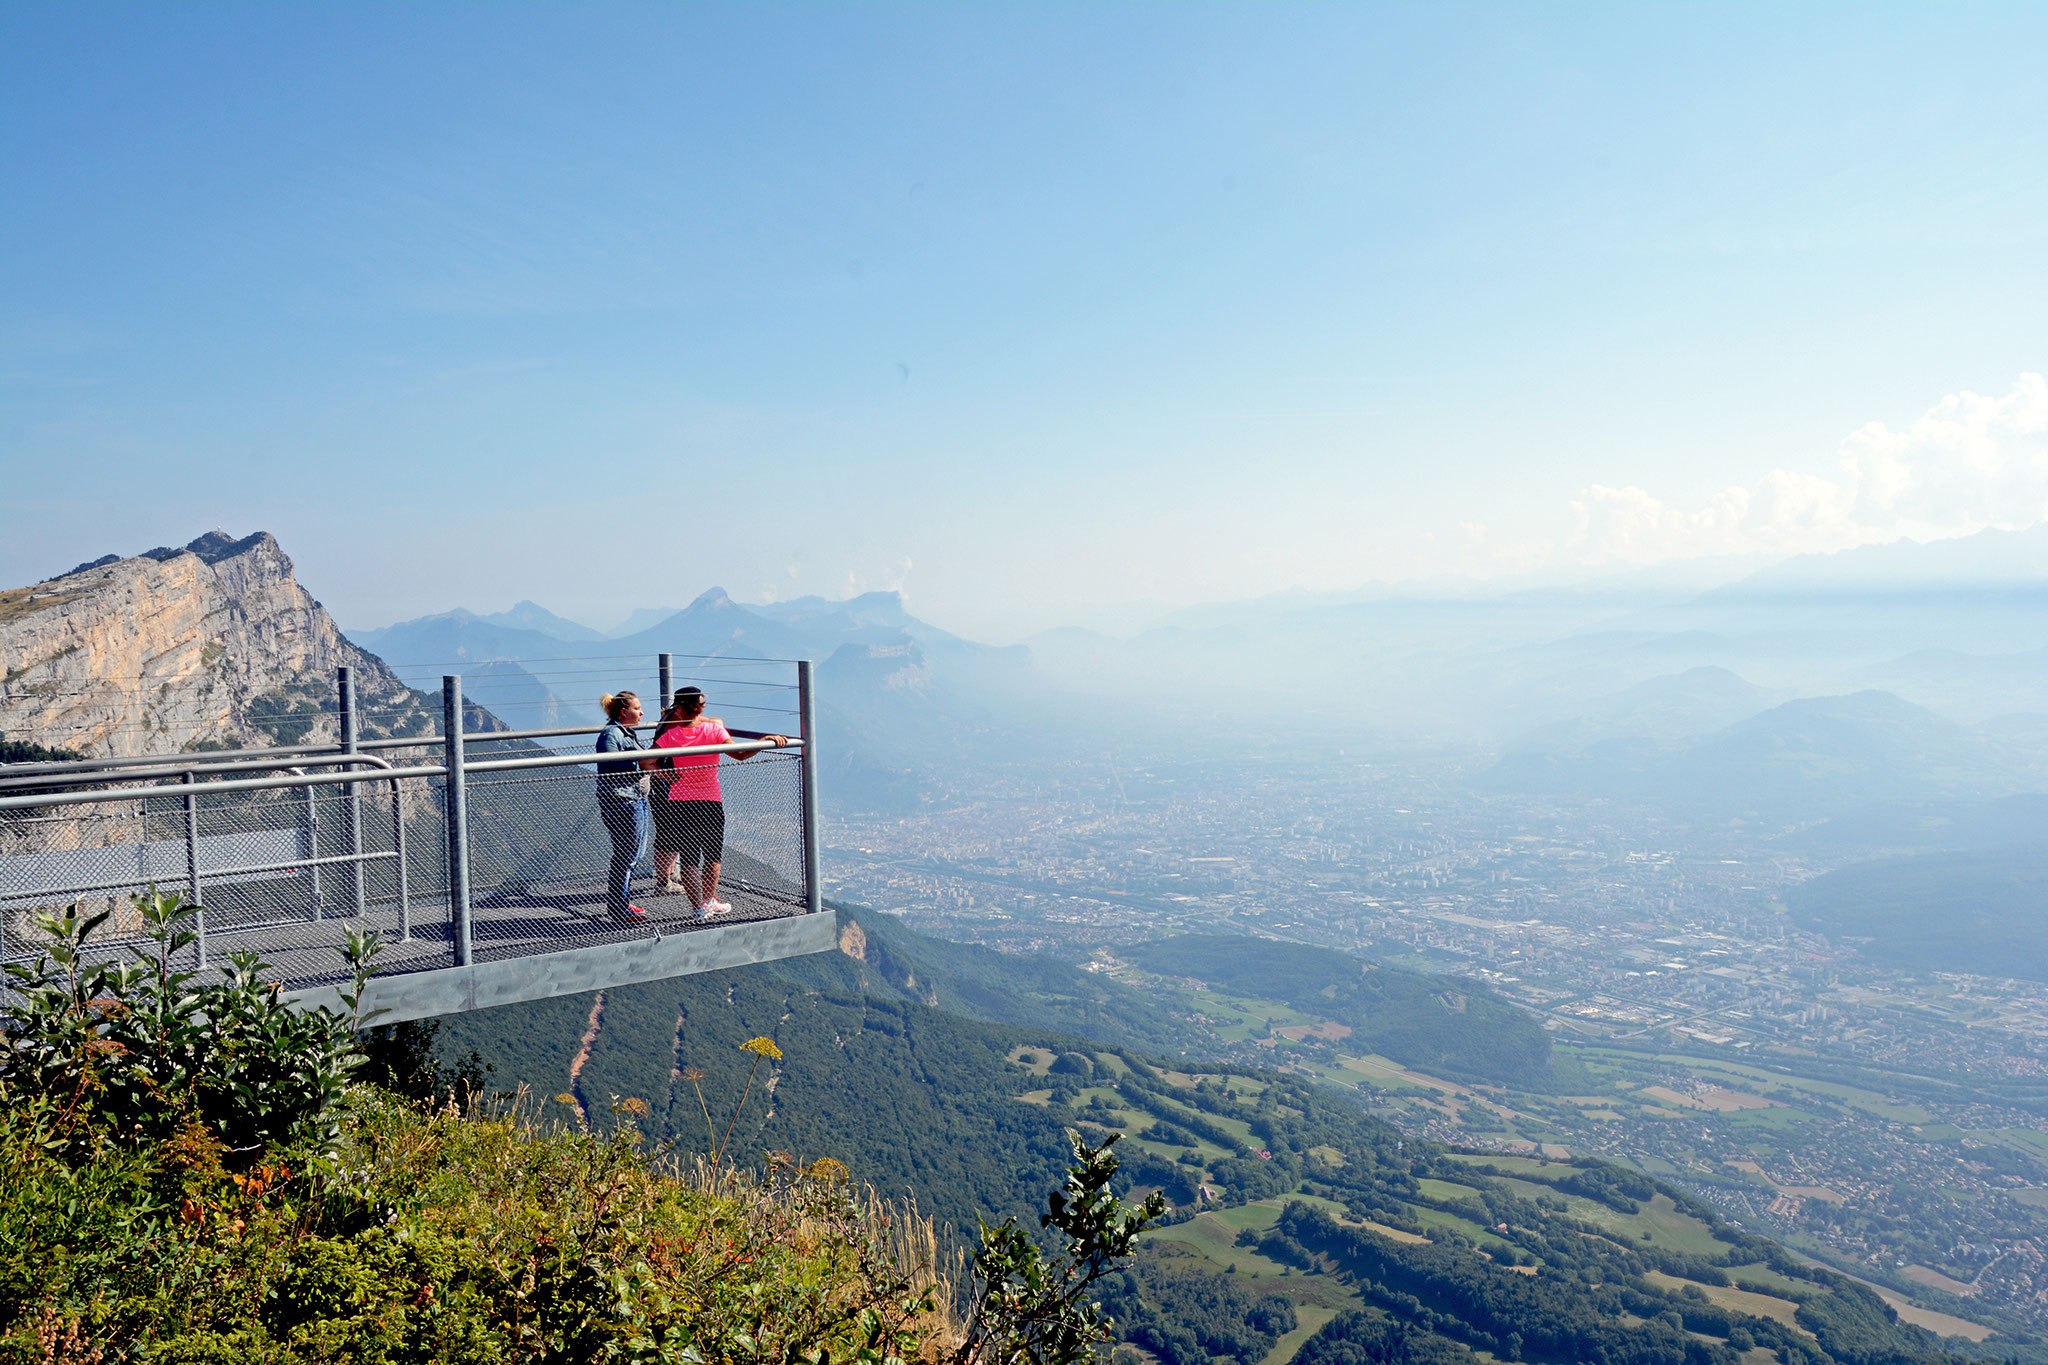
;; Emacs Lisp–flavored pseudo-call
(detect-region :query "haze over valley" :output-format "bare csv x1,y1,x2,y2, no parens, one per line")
319,521,2048,1340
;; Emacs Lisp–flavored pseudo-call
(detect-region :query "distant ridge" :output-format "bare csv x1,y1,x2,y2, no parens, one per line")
348,585,1043,810
479,600,605,642
1479,688,2034,819
1702,523,2048,601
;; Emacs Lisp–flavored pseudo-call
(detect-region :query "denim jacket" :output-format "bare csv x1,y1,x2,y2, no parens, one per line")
594,721,647,801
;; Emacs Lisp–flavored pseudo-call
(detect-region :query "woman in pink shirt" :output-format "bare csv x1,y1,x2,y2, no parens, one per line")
652,686,790,918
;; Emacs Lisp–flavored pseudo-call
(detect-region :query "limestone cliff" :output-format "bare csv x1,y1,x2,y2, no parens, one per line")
0,532,473,758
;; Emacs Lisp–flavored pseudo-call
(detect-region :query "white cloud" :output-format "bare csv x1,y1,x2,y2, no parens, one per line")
1568,373,2048,564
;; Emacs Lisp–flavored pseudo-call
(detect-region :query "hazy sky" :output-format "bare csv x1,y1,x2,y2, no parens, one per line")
4,4,2045,639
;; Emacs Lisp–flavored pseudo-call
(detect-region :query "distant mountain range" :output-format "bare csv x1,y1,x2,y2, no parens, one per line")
10,519,2038,826
1705,523,2048,600
342,524,2048,823
1478,687,2043,819
352,587,1047,812
1016,527,2048,748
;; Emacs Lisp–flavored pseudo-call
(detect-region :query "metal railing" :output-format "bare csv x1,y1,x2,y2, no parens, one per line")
0,655,822,1002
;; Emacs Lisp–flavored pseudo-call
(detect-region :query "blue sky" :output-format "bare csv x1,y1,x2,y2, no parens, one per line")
4,3,2045,638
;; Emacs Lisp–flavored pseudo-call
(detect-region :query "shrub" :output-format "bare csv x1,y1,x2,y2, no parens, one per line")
0,890,379,1159
956,1132,1164,1365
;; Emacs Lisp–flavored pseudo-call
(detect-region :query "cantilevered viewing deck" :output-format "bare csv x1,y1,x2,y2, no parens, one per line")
0,655,834,1023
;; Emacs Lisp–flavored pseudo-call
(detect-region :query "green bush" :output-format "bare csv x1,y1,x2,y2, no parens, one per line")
0,890,377,1158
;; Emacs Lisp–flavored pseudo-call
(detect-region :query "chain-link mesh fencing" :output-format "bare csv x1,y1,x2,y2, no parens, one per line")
1,773,456,990
463,748,807,962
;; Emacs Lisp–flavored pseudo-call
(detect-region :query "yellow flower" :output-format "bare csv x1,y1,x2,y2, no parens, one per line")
740,1036,783,1061
615,1097,650,1117
553,1093,577,1105
682,1066,706,1082
806,1157,849,1183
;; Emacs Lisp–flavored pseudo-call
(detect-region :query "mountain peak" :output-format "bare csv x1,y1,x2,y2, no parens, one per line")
688,587,736,611
2,531,442,756
138,530,279,567
477,600,604,642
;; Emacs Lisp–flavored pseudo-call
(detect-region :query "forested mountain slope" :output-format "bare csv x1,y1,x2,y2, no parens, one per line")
1786,842,2048,982
426,905,2000,1365
1121,933,1553,1085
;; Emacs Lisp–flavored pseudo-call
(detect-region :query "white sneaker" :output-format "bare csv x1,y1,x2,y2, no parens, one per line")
701,897,733,918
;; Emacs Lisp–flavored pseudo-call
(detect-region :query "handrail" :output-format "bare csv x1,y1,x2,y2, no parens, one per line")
0,750,394,795
0,737,386,776
463,738,794,776
359,723,786,751
0,739,801,812
0,723,782,772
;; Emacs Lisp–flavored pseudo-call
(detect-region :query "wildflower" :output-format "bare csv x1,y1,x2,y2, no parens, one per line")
615,1097,650,1118
740,1036,782,1061
806,1157,850,1183
682,1067,706,1082
553,1093,577,1106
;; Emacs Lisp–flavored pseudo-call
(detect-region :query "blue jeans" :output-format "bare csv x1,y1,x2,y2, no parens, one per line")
598,795,650,914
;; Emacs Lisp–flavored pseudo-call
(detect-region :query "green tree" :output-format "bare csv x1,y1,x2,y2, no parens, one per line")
957,1131,1164,1365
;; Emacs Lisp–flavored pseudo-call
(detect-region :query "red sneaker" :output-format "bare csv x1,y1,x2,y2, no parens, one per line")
611,904,649,924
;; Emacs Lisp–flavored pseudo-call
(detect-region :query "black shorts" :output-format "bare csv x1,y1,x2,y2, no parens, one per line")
653,798,724,866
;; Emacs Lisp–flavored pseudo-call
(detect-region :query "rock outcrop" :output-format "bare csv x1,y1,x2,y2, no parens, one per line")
0,532,461,758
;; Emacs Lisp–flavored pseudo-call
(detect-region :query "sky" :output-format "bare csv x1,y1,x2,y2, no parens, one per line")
3,3,2045,640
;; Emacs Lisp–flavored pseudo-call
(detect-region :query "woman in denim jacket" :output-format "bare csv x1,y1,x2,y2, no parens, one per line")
594,691,654,924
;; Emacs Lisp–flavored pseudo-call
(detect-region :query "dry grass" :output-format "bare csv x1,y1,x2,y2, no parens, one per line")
338,1085,970,1359
0,584,90,627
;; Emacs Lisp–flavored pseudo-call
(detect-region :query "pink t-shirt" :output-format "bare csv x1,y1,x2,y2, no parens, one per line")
657,720,732,802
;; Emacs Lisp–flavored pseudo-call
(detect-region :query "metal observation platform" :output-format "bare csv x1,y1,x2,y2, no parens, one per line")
0,655,835,1024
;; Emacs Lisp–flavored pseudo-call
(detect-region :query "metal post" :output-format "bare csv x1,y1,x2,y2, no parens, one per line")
797,659,821,917
183,771,205,969
303,784,322,919
658,653,673,712
338,666,367,917
443,676,472,967
392,776,412,942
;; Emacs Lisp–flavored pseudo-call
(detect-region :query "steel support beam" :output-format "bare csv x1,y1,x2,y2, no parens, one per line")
339,666,367,917
442,676,473,967
798,659,821,917
183,770,205,968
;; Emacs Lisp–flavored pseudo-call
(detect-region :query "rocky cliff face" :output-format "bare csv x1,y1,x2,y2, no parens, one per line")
0,532,454,758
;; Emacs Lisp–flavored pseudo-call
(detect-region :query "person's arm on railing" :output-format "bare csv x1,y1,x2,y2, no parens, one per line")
705,716,790,761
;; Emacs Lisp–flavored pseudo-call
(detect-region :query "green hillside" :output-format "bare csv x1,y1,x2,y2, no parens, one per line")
1785,842,2048,981
1121,933,1554,1084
